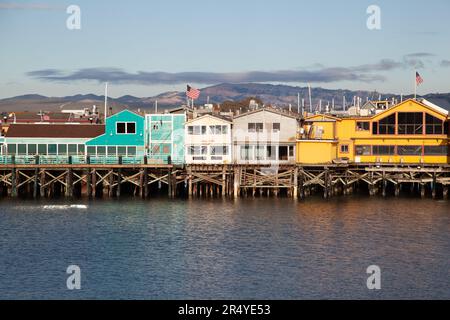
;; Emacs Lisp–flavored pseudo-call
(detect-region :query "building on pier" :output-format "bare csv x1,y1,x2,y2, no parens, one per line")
145,114,186,164
1,110,99,135
297,99,450,164
233,108,298,165
185,114,232,164
1,123,104,163
85,110,145,161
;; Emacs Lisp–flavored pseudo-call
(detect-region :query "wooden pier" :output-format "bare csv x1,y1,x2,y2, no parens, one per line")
0,163,449,200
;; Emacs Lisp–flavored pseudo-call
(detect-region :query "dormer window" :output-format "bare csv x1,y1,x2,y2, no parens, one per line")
116,122,136,134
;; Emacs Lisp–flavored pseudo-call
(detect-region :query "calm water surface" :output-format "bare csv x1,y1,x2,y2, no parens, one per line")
0,195,449,299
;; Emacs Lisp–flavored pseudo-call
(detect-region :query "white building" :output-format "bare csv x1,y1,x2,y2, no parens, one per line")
233,108,298,165
185,114,232,164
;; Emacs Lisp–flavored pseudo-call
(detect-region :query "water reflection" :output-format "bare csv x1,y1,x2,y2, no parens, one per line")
0,196,449,299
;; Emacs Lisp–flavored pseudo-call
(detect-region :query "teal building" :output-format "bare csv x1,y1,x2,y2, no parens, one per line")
145,114,185,164
86,110,145,162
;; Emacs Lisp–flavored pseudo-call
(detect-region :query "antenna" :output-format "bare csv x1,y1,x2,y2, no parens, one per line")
297,92,300,114
104,82,108,121
343,96,346,111
155,100,158,114
308,84,313,114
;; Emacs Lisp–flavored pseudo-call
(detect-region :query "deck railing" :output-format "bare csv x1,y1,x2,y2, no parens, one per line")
0,155,182,165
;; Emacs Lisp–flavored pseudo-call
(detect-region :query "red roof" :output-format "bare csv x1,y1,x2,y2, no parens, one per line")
5,124,105,138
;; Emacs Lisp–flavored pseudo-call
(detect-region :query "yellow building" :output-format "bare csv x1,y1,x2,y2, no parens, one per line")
297,99,450,164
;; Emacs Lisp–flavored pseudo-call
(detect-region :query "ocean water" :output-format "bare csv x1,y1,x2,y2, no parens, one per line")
0,195,449,300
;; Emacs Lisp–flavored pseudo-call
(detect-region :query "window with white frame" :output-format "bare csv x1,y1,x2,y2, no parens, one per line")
116,122,136,134
240,145,254,160
273,123,281,132
210,146,229,156
188,146,207,155
209,125,228,135
248,123,264,133
188,126,207,135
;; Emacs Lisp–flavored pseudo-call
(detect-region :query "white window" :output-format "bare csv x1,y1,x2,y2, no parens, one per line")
116,122,136,134
273,123,281,132
248,123,263,133
188,126,207,135
188,146,207,155
255,145,265,160
210,146,229,156
209,125,228,135
240,145,254,160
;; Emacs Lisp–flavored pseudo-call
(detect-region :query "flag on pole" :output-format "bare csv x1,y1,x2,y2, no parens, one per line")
416,72,424,86
186,85,200,100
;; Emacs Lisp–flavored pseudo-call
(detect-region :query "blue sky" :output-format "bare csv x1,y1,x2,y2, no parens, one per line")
1,0,450,98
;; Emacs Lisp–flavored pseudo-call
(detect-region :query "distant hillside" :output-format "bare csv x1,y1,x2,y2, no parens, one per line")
1,83,449,113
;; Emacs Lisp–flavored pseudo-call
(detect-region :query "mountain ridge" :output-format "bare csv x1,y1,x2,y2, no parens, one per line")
1,83,450,112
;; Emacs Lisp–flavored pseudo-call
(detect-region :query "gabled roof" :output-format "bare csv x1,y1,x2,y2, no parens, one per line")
304,114,341,122
233,107,299,120
108,109,144,119
371,98,448,120
186,114,232,124
419,98,449,116
5,124,105,138
361,101,377,110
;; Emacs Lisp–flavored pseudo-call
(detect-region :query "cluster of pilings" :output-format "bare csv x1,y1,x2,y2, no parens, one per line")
0,164,449,200
186,165,299,198
298,165,450,200
0,164,180,199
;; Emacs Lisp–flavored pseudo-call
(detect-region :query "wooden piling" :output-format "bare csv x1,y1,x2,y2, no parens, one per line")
293,166,298,199
233,166,240,198
39,170,46,198
420,184,426,199
116,168,122,198
167,168,173,198
92,169,97,198
222,166,227,197
85,169,92,197
432,173,437,199
66,168,73,197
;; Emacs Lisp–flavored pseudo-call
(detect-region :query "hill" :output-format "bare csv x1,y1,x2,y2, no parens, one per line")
1,83,449,112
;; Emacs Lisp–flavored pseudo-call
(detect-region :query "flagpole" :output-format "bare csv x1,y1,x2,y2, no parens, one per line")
414,69,417,100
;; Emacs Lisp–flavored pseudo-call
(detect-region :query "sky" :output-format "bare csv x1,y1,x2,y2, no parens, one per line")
0,0,450,98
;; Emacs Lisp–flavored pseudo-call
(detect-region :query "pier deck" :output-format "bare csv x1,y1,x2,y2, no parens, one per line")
0,163,449,199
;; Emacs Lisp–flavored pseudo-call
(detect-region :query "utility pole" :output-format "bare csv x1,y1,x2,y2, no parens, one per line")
104,82,108,121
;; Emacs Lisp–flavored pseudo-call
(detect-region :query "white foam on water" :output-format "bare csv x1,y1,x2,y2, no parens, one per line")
70,205,88,209
43,205,88,210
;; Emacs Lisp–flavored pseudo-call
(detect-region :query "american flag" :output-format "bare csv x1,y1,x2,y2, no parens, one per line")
186,85,200,100
416,72,424,86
